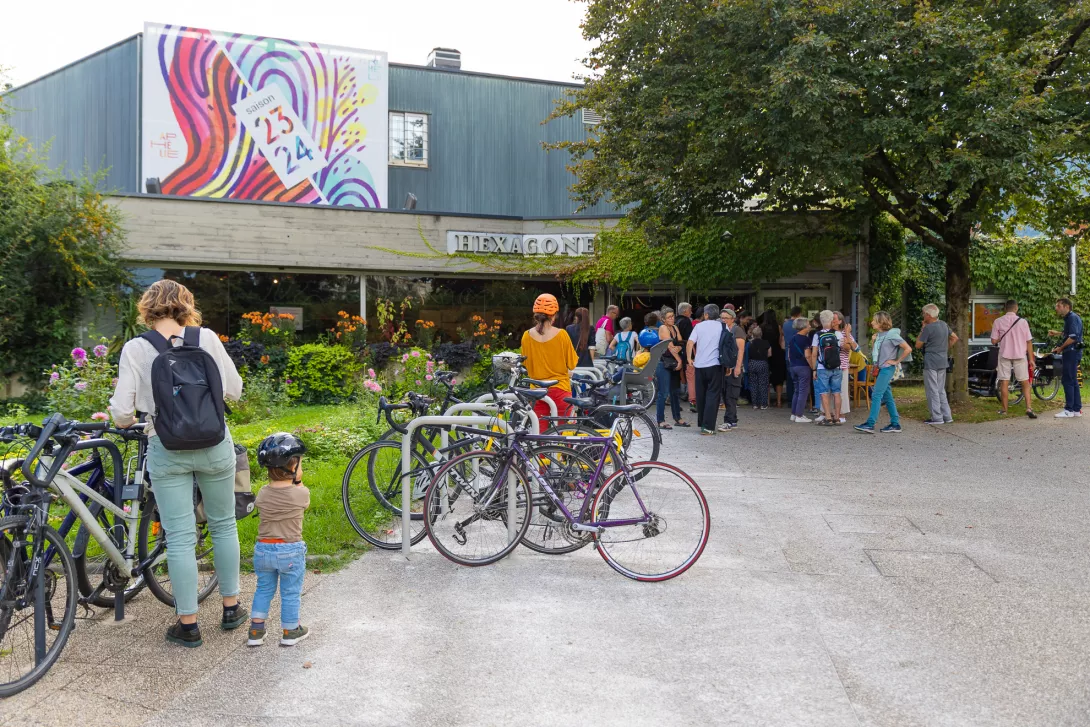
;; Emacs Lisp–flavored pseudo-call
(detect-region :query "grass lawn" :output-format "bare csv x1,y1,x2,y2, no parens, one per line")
890,381,1090,424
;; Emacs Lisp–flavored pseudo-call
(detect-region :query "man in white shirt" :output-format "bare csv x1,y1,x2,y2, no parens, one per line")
686,303,725,435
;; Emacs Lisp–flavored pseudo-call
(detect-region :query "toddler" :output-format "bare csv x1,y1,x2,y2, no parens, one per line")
248,432,311,647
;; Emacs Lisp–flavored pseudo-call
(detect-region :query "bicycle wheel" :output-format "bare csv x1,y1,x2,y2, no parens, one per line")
591,462,710,581
615,411,660,481
996,378,1025,406
73,501,146,607
1033,372,1060,401
342,441,429,550
137,494,219,608
424,450,531,566
629,380,657,411
0,515,78,698
519,445,602,555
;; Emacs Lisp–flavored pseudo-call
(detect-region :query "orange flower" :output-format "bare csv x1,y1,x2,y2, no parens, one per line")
260,355,270,364
218,334,229,343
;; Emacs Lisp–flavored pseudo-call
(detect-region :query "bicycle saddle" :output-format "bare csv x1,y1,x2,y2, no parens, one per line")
563,396,596,410
593,403,646,416
522,377,559,388
512,386,550,400
571,372,597,382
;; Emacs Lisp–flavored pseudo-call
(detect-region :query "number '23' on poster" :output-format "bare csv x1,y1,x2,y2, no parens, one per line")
233,86,326,190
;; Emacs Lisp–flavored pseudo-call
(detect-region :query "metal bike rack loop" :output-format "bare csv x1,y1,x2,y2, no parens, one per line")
445,401,540,434
474,392,558,418
400,415,513,558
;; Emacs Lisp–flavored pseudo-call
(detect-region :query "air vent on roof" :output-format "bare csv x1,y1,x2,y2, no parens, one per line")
427,48,461,70
582,108,602,125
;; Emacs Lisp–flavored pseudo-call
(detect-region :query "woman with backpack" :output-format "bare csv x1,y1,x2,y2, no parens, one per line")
109,279,244,648
608,316,638,363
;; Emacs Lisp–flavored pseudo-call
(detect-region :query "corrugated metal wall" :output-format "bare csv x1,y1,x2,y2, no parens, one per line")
2,38,615,217
3,36,140,194
388,65,617,218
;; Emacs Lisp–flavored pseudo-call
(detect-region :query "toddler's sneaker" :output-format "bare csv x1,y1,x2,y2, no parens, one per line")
281,625,311,647
247,624,266,647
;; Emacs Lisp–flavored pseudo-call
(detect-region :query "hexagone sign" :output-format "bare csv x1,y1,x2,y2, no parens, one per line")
446,232,596,256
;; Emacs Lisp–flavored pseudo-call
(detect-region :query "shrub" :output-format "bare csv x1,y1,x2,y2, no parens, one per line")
385,348,439,400
431,341,480,372
227,368,288,424
366,342,402,372
285,344,361,404
44,340,115,421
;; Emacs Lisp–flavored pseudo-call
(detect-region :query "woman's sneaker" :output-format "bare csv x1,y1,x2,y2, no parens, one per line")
854,424,875,434
165,621,202,648
795,415,811,423
280,625,310,647
880,424,903,433
247,624,266,647
222,605,249,631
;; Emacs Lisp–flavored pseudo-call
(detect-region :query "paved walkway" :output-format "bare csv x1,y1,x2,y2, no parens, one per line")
3,407,1089,726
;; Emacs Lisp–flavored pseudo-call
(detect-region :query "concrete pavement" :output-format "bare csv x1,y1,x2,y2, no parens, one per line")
3,407,1089,726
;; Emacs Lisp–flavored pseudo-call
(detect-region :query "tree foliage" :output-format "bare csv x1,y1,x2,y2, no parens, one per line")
556,0,1090,395
0,99,130,385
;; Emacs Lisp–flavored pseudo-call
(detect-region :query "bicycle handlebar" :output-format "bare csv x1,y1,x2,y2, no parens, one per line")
21,414,65,487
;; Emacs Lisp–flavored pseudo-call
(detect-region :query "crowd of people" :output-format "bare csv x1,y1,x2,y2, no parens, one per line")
534,294,1086,435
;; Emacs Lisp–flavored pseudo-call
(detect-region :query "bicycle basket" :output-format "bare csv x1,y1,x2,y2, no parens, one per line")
491,351,523,386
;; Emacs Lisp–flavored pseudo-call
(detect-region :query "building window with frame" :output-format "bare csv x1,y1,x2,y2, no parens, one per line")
389,111,429,166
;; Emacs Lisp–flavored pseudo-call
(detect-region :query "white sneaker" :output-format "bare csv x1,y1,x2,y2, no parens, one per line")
790,415,797,422
838,417,846,424
1055,410,1077,418
813,415,826,424
1076,411,1084,417
795,416,812,423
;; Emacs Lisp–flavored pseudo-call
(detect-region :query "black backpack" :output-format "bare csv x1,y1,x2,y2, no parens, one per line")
817,330,841,370
718,322,739,369
140,327,226,451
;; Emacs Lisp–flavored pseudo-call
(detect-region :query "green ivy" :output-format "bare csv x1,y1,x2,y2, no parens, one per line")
970,236,1088,344
284,344,361,404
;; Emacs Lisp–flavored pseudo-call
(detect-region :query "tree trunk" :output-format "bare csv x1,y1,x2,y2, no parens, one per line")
944,235,972,403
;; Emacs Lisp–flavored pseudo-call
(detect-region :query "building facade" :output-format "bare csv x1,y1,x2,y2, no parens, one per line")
5,25,865,343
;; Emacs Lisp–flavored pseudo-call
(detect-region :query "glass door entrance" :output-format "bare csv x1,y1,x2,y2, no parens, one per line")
757,292,830,321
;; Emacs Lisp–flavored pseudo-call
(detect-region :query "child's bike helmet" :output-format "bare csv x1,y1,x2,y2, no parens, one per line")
257,432,307,469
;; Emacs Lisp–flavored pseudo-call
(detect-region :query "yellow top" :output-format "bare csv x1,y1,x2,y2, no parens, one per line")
520,329,578,392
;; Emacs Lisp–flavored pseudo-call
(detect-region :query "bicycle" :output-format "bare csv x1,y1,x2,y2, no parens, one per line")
422,402,711,581
0,415,215,696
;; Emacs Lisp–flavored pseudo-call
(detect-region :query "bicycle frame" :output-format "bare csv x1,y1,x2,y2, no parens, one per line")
482,426,652,531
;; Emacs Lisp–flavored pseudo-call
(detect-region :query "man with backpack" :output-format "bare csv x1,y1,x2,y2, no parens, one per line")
808,310,844,426
717,308,747,432
686,303,726,434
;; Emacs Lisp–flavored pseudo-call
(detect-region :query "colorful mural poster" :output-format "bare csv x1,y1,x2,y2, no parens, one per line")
142,22,388,207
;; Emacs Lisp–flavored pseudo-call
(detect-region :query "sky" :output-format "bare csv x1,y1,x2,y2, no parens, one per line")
0,0,592,89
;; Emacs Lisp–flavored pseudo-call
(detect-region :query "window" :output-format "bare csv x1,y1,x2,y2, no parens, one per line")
389,111,429,166
582,108,602,125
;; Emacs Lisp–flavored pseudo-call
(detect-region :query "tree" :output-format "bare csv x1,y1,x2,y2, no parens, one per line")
556,0,1090,398
0,95,130,387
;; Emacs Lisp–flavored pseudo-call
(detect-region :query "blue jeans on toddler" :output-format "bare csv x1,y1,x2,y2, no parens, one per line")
251,541,307,630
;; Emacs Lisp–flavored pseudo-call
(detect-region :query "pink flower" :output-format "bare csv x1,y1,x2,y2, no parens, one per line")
426,353,432,358
411,350,420,358
71,347,87,361
111,378,118,386
74,359,86,368
93,344,108,358
91,412,109,421
425,374,433,381
285,379,293,384
416,379,422,386
401,354,410,363
367,368,376,378
49,372,60,383
74,382,87,391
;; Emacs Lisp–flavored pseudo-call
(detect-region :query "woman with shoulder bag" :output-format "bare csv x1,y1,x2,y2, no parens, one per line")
109,280,244,648
655,307,687,428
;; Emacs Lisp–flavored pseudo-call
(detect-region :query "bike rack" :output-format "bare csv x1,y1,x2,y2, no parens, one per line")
573,366,606,381
474,392,558,418
443,401,540,434
400,415,514,558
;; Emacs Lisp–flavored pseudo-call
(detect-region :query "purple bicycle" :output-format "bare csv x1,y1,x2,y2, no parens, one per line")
422,400,710,581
